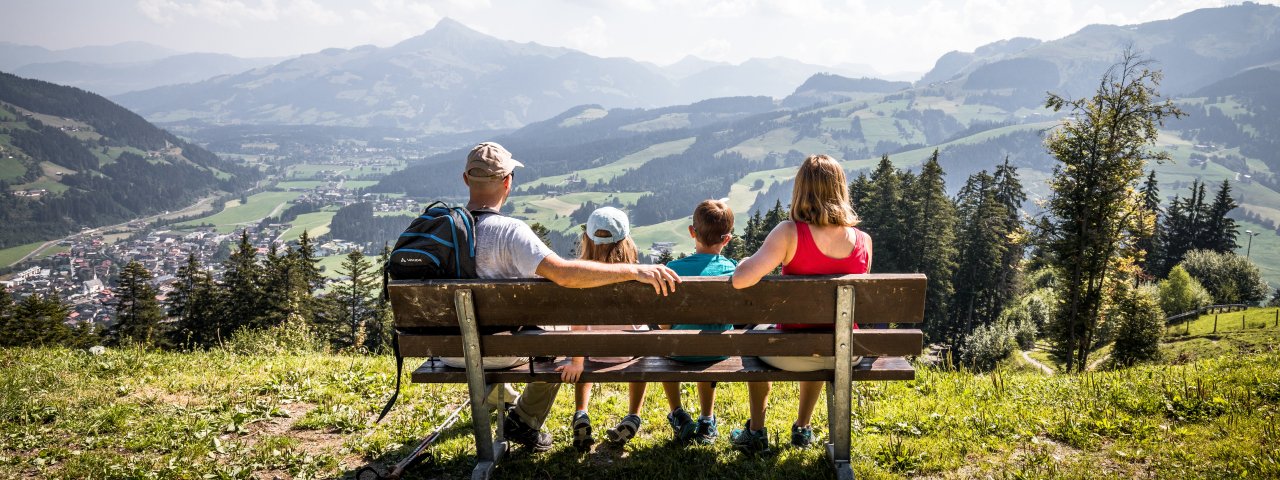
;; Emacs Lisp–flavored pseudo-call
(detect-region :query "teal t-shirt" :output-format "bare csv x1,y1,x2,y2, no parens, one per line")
665,253,737,362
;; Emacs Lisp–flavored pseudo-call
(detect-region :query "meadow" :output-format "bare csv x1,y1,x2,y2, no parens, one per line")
2,308,1278,479
175,191,302,233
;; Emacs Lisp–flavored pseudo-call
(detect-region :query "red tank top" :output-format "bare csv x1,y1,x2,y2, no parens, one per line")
778,222,871,331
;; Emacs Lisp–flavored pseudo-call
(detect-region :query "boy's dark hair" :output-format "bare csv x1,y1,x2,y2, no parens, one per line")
693,199,734,247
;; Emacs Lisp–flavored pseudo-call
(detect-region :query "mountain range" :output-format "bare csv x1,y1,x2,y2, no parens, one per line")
0,41,283,96
110,19,891,132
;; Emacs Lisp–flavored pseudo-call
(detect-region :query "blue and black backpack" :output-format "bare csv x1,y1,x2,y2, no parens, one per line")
377,201,497,423
386,201,496,281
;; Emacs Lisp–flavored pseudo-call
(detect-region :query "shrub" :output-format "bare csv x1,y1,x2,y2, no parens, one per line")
1157,265,1213,316
222,320,326,356
958,321,1017,371
1111,285,1164,367
1179,250,1270,304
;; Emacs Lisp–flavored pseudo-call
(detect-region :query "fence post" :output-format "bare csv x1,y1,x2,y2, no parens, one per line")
1213,314,1218,334
1243,312,1247,330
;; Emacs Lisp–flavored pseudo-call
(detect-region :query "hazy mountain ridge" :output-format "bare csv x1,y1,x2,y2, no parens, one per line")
0,41,179,71
919,3,1280,102
11,53,283,96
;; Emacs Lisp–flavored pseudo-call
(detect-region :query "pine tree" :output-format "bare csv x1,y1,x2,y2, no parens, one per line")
741,209,766,255
111,261,166,346
5,293,84,347
367,244,394,353
1041,52,1183,372
1204,179,1240,253
0,287,14,342
330,249,375,349
848,171,872,220
862,155,905,272
950,171,1008,346
170,253,219,347
1135,170,1162,275
296,230,324,292
220,230,264,333
901,151,958,339
992,157,1028,307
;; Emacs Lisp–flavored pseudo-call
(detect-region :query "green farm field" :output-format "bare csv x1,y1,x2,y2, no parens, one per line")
176,191,301,233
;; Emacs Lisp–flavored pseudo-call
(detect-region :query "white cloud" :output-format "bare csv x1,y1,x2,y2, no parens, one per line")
564,15,610,52
690,38,733,62
134,0,342,27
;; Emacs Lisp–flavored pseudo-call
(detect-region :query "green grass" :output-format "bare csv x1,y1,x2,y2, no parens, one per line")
520,138,697,191
176,191,301,233
4,339,1280,479
0,241,45,267
1232,219,1280,289
277,180,331,190
281,212,336,242
0,156,26,181
631,217,696,256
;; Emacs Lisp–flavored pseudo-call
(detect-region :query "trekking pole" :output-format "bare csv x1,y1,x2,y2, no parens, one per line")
357,400,469,480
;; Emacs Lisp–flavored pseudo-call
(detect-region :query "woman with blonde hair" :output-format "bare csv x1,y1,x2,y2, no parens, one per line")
728,154,873,453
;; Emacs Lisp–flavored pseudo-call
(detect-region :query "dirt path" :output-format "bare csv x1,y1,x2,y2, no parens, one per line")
1020,350,1055,375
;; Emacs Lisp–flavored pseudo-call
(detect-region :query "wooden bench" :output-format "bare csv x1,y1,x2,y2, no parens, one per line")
388,273,926,480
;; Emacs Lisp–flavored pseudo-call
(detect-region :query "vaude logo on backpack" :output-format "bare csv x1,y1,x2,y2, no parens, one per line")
387,201,496,281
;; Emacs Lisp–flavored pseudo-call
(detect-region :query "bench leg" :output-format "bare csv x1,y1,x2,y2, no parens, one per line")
828,286,855,479
456,289,506,480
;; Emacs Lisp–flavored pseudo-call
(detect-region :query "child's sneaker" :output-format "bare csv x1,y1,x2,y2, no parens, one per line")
693,415,719,445
667,408,696,442
730,420,769,453
572,410,595,451
790,423,814,448
606,414,643,445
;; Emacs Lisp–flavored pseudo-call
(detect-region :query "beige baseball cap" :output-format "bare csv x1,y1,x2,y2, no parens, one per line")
465,142,524,182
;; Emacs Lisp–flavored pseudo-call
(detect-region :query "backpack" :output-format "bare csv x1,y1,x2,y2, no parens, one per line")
386,201,492,281
377,201,497,423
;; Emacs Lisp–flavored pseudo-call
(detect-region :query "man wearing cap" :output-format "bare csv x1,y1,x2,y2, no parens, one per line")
457,141,681,452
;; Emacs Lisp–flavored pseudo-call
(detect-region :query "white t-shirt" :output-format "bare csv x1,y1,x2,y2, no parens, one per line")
441,213,554,369
474,214,554,280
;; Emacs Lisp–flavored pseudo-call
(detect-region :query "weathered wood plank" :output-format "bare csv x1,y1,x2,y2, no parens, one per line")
410,356,915,383
390,274,926,328
397,328,923,358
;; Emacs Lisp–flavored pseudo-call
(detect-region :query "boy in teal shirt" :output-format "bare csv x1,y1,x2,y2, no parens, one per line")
658,199,737,444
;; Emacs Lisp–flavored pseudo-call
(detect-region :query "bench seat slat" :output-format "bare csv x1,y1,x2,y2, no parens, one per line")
389,274,926,328
410,356,913,383
397,328,923,358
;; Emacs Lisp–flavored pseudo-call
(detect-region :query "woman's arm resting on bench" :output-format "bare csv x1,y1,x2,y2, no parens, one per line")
536,253,681,295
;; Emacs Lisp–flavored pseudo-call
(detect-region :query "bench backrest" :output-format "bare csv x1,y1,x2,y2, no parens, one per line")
389,273,926,359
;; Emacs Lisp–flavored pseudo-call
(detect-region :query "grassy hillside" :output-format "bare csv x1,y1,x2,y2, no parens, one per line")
3,313,1279,479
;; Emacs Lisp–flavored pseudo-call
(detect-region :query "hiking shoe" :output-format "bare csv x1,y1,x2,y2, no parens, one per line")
503,408,553,452
572,410,595,451
693,415,719,445
790,424,814,448
730,420,770,453
606,414,643,445
667,408,696,442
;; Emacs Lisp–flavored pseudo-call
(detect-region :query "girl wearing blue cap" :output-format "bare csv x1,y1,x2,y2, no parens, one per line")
555,206,650,451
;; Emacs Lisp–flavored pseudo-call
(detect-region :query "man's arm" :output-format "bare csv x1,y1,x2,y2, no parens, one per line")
535,253,681,296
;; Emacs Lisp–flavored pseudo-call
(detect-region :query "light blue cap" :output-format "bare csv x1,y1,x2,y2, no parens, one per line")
586,206,630,245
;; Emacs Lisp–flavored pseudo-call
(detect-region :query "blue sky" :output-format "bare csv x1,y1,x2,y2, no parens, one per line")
2,0,1272,74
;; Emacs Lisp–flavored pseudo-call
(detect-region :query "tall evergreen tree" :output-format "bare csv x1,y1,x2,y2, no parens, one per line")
1135,170,1162,275
296,230,324,292
1041,52,1183,372
220,230,264,333
1204,179,1240,253
367,244,395,353
170,253,219,347
861,155,906,272
330,249,375,349
901,151,958,339
111,261,166,346
992,157,1028,306
950,171,1008,346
